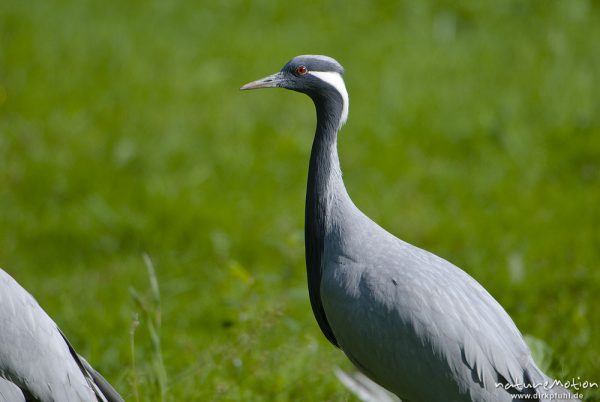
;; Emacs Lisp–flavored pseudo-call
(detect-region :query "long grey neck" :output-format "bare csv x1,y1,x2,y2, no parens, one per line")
305,94,351,347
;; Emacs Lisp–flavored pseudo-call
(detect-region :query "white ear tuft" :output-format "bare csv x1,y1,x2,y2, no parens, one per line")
309,71,349,128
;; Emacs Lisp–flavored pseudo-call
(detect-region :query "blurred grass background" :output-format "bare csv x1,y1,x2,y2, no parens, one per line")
1,0,599,400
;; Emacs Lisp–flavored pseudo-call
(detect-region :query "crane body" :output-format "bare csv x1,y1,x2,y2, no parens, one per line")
241,55,578,401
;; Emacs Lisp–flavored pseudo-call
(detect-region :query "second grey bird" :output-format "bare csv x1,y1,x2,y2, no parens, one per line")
241,55,578,401
0,268,124,402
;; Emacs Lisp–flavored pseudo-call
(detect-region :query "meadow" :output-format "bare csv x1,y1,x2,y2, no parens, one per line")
1,0,599,400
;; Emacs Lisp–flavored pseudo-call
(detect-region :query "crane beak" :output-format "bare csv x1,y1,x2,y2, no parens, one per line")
240,72,285,90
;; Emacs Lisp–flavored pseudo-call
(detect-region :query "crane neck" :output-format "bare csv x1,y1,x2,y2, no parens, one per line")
304,92,352,347
308,94,351,236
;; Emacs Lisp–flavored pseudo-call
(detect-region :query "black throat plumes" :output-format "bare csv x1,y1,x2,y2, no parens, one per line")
304,92,345,347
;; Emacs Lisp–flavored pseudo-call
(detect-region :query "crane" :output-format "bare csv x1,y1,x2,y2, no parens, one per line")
0,268,123,402
241,55,578,401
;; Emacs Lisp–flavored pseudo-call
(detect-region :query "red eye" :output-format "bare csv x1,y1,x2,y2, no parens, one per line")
295,65,308,75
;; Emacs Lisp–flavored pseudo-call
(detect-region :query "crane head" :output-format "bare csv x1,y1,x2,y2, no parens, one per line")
241,55,348,126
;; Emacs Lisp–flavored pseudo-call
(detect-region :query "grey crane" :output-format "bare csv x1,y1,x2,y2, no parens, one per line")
241,55,578,401
0,268,124,402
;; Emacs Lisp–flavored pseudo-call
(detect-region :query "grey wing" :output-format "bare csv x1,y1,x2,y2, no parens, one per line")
0,377,25,402
0,269,111,402
78,355,125,402
388,247,532,391
415,251,531,388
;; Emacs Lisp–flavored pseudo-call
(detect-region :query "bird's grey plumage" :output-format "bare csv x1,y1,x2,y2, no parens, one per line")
0,268,124,402
0,378,25,402
242,55,579,401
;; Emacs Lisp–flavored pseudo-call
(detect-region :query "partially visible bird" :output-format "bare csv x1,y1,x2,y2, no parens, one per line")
0,268,124,402
241,55,578,401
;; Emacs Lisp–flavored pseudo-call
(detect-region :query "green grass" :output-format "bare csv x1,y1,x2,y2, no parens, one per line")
1,0,599,400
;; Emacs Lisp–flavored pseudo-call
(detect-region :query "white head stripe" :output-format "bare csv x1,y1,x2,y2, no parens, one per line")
309,71,349,128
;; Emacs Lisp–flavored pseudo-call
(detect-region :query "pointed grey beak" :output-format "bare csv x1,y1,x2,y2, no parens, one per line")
240,72,285,90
